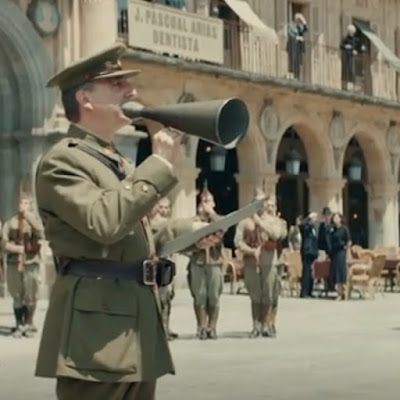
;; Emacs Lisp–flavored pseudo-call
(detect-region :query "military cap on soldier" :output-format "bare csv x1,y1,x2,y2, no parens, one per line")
47,42,141,92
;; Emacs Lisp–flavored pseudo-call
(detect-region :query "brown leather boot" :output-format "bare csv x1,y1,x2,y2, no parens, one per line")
250,302,261,337
270,306,278,336
195,306,208,340
261,305,274,337
207,306,219,339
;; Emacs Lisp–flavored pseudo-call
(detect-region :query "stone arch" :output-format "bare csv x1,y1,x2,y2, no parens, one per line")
344,123,390,183
0,1,55,135
273,115,335,178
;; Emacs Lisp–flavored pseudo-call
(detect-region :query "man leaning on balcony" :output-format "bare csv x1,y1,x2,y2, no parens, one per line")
287,13,308,80
340,24,366,90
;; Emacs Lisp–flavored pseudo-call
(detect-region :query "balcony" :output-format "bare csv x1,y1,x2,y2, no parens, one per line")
118,1,399,103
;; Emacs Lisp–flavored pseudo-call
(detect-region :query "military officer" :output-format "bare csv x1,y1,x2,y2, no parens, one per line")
34,43,218,400
1,195,44,338
148,197,178,340
187,185,225,340
234,190,287,338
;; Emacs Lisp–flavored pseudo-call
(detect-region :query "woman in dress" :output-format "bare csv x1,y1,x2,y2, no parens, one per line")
288,215,302,251
329,213,351,300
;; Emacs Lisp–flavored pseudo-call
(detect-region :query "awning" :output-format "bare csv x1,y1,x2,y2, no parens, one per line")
354,21,400,71
224,0,278,43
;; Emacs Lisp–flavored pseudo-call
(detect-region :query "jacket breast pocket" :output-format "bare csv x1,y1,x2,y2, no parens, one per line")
65,280,139,374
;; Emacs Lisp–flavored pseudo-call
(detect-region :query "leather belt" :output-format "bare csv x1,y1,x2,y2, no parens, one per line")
57,257,176,287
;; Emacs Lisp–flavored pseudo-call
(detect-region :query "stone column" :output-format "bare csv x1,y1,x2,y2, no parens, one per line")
306,178,346,215
169,158,200,288
366,182,399,247
235,172,279,206
80,0,118,57
0,136,20,221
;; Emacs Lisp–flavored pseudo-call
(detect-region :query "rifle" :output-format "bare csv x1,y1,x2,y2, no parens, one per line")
0,256,4,282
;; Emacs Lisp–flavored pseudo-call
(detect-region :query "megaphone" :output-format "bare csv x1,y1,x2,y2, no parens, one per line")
121,97,249,149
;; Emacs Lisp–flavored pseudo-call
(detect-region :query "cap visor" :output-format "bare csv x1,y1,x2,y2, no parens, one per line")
92,69,141,80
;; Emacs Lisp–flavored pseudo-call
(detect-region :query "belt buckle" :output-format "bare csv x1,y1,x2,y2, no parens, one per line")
143,260,157,286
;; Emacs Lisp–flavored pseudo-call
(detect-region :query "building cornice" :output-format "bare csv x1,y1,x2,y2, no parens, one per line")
124,49,400,111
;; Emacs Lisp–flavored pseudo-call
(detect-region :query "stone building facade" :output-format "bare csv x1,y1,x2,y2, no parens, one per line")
2,0,400,293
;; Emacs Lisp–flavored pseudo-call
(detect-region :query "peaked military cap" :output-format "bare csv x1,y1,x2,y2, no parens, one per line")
47,43,141,91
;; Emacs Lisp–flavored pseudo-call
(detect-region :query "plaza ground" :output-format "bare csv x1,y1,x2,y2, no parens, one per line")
0,286,399,400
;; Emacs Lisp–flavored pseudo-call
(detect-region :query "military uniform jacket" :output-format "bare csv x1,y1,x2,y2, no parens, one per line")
234,217,260,256
189,212,224,266
1,212,44,265
34,124,194,383
258,214,287,248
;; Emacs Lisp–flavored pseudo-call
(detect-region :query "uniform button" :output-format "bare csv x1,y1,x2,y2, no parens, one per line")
141,184,149,193
101,302,109,311
124,183,132,190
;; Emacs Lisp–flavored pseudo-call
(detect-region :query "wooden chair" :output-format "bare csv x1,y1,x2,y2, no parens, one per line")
346,253,385,300
278,249,302,297
350,244,363,259
345,251,372,299
224,249,245,295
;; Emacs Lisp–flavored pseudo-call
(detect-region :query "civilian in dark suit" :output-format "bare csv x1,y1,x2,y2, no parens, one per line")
318,206,332,255
299,212,319,298
318,206,333,290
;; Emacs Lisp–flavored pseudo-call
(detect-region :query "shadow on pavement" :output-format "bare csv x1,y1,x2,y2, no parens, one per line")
0,325,13,336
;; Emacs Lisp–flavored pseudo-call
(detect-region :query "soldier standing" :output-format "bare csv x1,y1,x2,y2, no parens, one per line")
235,191,287,338
34,43,219,400
1,195,44,338
188,185,224,340
149,197,178,340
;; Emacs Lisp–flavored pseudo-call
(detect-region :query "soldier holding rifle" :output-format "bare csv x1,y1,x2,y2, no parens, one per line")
187,184,225,340
149,196,179,340
1,188,44,338
235,189,287,338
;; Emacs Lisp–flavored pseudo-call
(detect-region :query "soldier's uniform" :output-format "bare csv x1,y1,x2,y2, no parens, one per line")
148,199,178,340
235,195,287,338
34,44,200,400
1,210,44,337
187,188,224,340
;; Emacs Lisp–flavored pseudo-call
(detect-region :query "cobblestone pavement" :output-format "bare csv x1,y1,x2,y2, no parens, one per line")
1,287,399,400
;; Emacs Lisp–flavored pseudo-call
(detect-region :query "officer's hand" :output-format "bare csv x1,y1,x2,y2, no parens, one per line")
152,127,184,164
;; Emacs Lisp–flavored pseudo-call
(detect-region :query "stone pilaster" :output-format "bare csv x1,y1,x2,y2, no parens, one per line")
80,0,118,57
0,136,20,220
235,172,279,206
366,182,399,247
306,178,346,215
